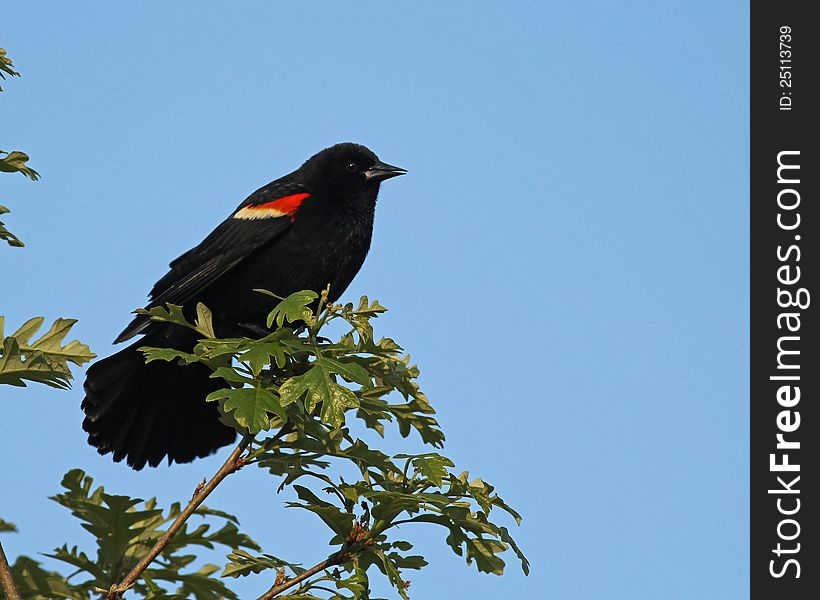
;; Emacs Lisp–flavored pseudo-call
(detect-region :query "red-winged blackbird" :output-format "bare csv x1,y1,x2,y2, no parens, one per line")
82,143,405,470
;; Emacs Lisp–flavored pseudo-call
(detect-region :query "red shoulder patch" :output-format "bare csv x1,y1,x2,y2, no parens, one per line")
234,193,311,221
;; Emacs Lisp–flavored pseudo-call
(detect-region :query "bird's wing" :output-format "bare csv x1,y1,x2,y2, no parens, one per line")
114,183,311,343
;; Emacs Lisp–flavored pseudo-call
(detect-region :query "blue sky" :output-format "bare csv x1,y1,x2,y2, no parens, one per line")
2,2,748,599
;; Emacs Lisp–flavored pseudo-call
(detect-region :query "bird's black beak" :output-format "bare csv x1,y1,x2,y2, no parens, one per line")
364,160,407,183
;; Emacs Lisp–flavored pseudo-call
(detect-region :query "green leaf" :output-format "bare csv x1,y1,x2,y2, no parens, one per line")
332,564,371,598
41,469,264,597
370,549,410,600
7,556,76,599
343,440,402,476
262,289,318,328
388,540,413,552
368,491,424,523
195,303,216,338
1,205,24,247
319,356,371,386
139,345,202,365
0,518,17,532
210,365,253,384
395,453,455,487
465,537,508,575
46,543,108,581
500,526,531,575
279,360,360,429
0,317,95,389
492,495,523,526
221,549,300,579
389,552,428,571
0,150,40,180
406,513,468,556
338,296,388,341
385,395,445,448
206,385,285,433
136,303,216,338
174,565,241,600
1,47,21,86
351,295,387,317
288,485,355,537
142,563,240,600
238,339,289,374
194,506,240,525
4,291,530,597
206,521,260,551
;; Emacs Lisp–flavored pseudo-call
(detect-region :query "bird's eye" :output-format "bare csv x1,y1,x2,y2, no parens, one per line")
345,161,358,172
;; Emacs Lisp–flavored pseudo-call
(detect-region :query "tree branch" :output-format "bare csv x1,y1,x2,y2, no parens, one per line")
257,552,346,600
105,435,254,599
0,541,22,600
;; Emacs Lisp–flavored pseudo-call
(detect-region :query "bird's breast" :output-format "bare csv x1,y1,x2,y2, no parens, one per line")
204,211,373,335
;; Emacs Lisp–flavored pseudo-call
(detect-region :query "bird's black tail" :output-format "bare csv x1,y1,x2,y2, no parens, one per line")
81,329,236,470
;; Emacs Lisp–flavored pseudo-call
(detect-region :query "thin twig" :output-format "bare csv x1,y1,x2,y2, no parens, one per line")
257,552,345,600
105,435,253,599
0,541,22,600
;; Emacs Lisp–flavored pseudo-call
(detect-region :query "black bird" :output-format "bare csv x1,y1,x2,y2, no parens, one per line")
82,143,405,470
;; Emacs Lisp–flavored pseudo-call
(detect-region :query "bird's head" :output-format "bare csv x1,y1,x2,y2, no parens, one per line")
300,143,406,204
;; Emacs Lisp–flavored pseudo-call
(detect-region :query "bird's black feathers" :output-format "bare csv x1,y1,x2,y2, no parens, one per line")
83,143,405,470
115,216,293,343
